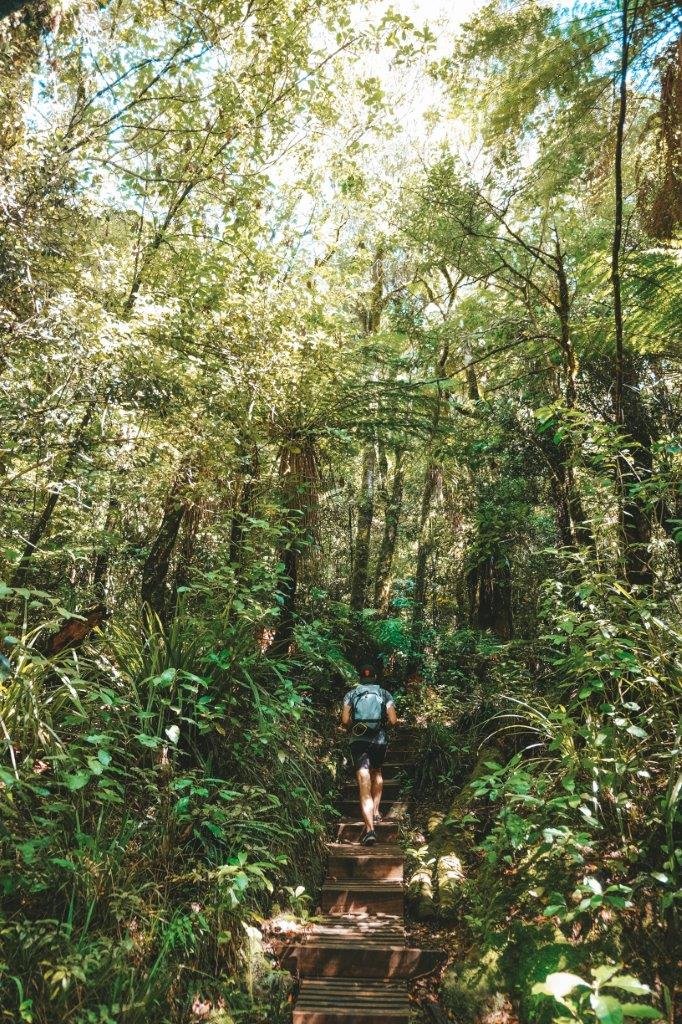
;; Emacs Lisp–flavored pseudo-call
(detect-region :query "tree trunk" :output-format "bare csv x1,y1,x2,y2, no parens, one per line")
11,402,95,590
270,543,298,656
374,450,405,614
411,341,449,637
618,359,654,586
411,463,442,639
348,246,385,612
350,441,377,611
270,441,317,656
141,470,190,621
92,478,122,595
610,4,652,586
228,447,260,568
172,501,201,608
550,232,594,551
467,552,513,640
539,431,594,551
612,0,634,427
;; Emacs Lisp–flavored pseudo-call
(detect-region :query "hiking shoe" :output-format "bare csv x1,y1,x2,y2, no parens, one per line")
361,830,377,846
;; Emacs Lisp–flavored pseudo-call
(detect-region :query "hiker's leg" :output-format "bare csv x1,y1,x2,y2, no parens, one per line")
370,768,383,816
356,767,374,832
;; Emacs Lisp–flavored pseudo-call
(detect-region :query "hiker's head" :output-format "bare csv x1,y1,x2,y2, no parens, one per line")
358,660,379,683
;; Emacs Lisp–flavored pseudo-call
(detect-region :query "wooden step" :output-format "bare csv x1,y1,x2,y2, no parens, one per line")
326,844,404,882
304,913,405,942
277,915,445,980
321,880,404,916
293,978,410,1023
385,746,415,761
336,820,400,842
381,761,409,780
296,941,426,978
386,732,419,750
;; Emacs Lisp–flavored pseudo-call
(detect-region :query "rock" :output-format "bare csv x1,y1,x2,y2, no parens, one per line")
441,949,505,1024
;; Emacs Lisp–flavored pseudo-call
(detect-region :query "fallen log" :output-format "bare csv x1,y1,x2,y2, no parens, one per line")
407,862,436,920
436,852,465,916
44,604,109,655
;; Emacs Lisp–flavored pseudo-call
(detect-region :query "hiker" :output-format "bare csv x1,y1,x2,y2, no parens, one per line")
341,661,398,846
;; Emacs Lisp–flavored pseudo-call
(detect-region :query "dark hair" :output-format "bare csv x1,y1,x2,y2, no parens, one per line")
358,660,379,681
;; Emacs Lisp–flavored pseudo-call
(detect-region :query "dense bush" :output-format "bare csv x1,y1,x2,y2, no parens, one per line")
0,585,336,1024
408,561,681,1021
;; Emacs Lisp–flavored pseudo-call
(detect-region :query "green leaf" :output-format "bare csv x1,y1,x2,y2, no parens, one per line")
50,857,76,870
592,966,620,983
583,876,603,895
626,725,648,740
533,972,588,999
136,734,161,748
97,749,112,766
155,668,177,685
64,771,91,791
591,994,624,1024
619,1006,662,1019
605,977,651,996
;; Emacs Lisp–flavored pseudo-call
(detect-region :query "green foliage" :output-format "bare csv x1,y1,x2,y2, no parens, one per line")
532,964,663,1024
0,603,332,1023
2,0,681,1019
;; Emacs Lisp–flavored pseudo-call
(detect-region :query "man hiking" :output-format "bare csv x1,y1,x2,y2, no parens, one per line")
341,661,398,846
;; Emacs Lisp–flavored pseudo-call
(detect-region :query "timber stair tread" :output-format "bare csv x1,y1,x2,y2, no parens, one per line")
321,880,403,892
295,977,410,1016
303,914,405,939
297,980,408,1000
290,728,434,1023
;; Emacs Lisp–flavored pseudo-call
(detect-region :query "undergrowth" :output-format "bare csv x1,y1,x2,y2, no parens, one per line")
406,565,681,1024
0,584,339,1024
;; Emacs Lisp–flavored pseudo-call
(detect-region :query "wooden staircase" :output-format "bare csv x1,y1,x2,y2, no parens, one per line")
284,730,443,1023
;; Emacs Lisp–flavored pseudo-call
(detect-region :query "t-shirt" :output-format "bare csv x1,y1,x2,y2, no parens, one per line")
343,683,395,744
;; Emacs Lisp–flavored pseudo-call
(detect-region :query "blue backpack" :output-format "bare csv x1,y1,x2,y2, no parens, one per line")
349,684,385,735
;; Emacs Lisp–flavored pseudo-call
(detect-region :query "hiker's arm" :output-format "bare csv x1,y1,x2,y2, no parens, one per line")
341,702,352,729
386,702,398,726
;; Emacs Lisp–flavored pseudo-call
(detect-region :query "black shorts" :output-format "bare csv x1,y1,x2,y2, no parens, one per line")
350,737,388,771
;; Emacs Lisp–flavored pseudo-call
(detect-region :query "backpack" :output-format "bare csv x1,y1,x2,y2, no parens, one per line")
350,684,385,735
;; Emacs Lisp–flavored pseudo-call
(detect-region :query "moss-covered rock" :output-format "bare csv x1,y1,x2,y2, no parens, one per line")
441,948,506,1024
427,810,445,835
436,851,465,917
407,863,436,920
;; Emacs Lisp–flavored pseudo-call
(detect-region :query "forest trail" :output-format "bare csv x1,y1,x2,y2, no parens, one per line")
285,728,443,1023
